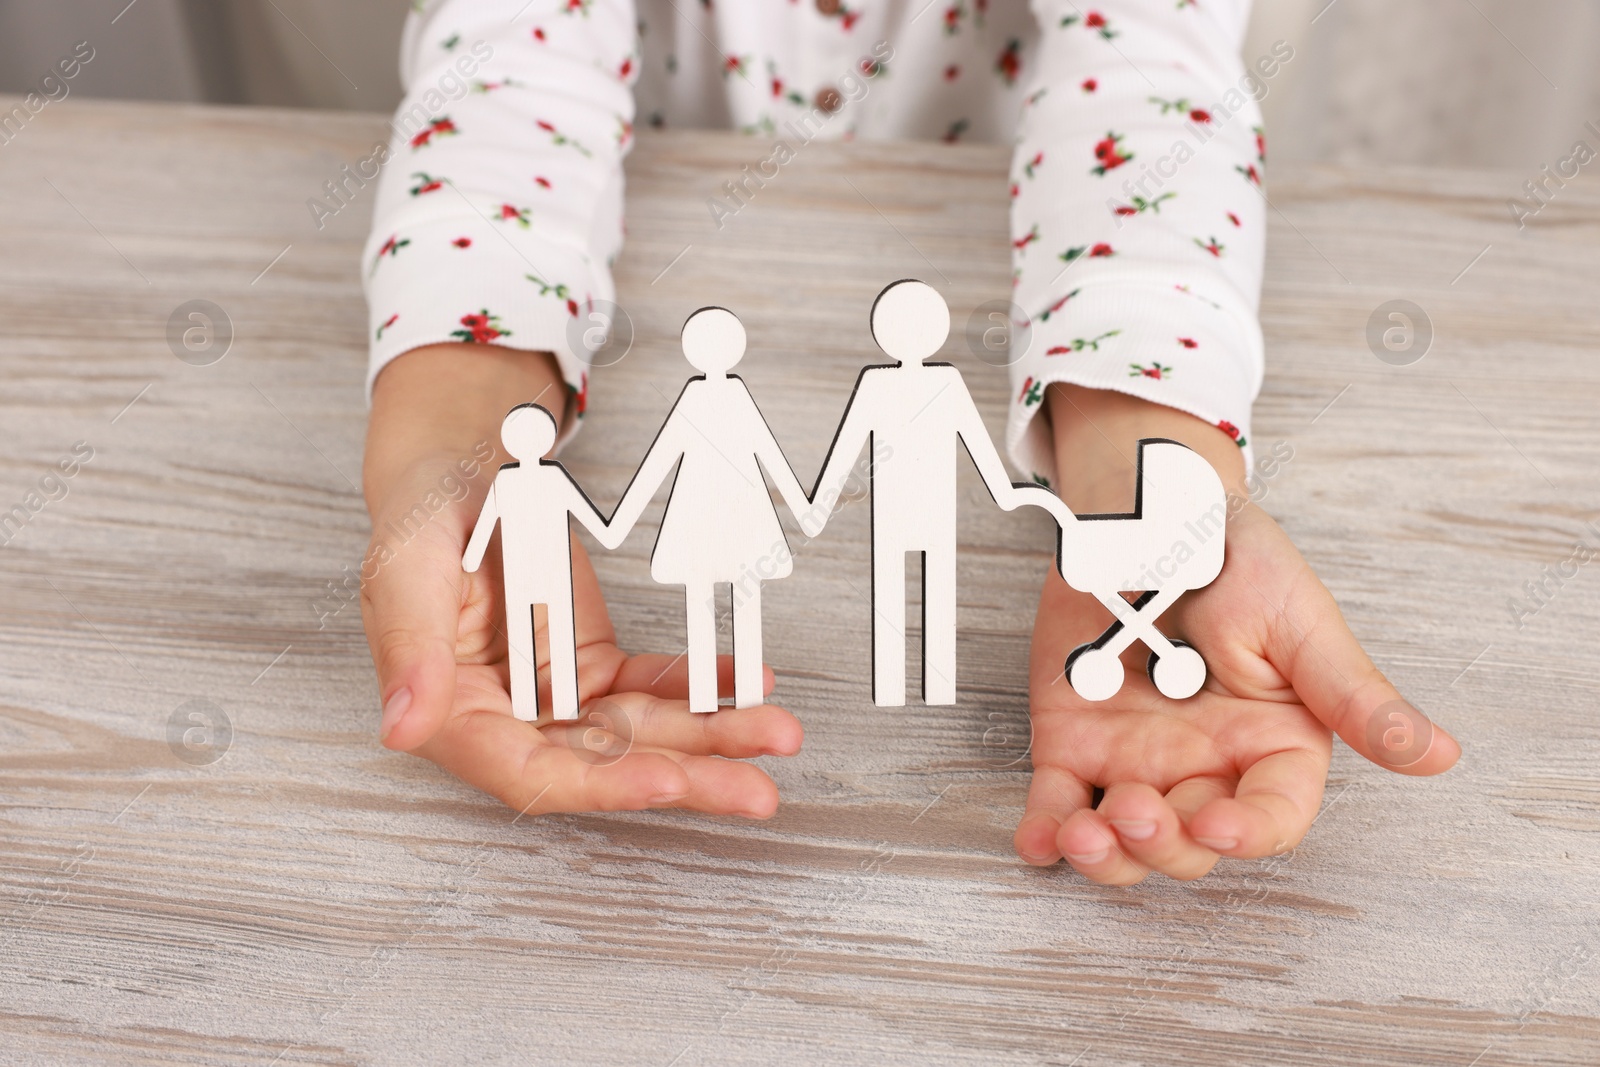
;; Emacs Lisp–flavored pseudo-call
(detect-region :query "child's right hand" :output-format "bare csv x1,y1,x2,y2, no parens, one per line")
1014,386,1461,882
360,345,804,818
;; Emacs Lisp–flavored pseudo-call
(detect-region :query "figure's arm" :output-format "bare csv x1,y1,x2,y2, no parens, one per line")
461,479,499,572
560,466,624,551
804,370,876,536
604,408,684,545
742,382,812,525
1011,483,1076,530
952,376,1040,514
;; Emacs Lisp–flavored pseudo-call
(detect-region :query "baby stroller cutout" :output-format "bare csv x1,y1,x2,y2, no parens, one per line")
1054,438,1227,702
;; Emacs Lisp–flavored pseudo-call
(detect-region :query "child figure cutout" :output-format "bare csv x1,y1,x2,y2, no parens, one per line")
463,404,618,722
810,279,1063,706
606,307,811,714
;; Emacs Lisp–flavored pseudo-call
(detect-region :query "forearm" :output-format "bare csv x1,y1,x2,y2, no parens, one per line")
364,343,564,514
1046,383,1247,515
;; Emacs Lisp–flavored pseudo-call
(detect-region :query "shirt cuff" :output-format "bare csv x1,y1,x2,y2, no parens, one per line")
363,216,605,454
1005,279,1263,489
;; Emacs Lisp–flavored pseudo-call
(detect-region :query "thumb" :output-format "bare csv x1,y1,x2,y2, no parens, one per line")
359,524,464,752
1275,581,1460,776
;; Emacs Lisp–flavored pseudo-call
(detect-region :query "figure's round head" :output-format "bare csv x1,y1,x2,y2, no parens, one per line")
681,306,746,376
500,403,557,462
870,279,950,364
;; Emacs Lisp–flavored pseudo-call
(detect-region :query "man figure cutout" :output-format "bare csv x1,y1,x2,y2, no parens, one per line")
811,280,1061,706
463,403,618,722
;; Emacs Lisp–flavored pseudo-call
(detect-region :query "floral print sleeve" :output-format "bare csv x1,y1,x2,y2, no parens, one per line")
1008,0,1269,483
363,0,638,448
366,1,1265,468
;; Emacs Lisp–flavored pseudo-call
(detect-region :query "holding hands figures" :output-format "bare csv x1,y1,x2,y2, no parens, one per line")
361,343,802,822
472,282,1231,724
383,280,1458,887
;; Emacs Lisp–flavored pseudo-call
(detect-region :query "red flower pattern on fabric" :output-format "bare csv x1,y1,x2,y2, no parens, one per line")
371,2,1267,462
1091,131,1133,175
409,172,444,196
410,117,458,149
451,310,512,344
995,39,1023,86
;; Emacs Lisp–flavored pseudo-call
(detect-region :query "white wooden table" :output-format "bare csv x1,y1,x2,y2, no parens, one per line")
1,98,1597,1066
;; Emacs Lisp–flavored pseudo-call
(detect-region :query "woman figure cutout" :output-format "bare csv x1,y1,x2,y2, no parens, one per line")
607,307,811,713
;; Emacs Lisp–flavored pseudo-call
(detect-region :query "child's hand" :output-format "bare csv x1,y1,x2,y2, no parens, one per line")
361,345,803,819
1014,386,1460,883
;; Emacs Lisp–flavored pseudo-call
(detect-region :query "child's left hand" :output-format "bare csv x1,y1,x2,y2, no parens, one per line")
1015,388,1461,883
362,344,804,820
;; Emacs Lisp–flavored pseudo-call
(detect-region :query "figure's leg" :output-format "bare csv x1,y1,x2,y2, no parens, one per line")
685,584,718,713
1093,587,1184,657
732,582,764,710
871,540,907,707
507,601,540,721
922,543,957,705
546,591,580,721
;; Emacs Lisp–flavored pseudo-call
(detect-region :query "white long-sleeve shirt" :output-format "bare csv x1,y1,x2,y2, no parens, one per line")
362,0,1271,485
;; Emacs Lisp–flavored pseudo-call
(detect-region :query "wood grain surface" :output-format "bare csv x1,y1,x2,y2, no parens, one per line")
1,97,1598,1066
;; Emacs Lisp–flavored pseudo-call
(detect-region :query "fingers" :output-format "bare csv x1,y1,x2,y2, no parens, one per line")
360,525,467,753
543,692,803,761
419,705,785,819
1273,582,1460,777
1015,765,1156,884
1014,764,1093,866
610,652,776,702
1188,747,1327,859
1093,782,1223,881
1018,770,1242,882
656,751,784,818
1055,806,1150,886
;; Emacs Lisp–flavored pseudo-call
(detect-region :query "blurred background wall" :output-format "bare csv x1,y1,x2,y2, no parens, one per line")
1,0,1596,170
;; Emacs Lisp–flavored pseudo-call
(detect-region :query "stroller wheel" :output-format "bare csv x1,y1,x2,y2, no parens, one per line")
1148,640,1206,700
1066,643,1124,702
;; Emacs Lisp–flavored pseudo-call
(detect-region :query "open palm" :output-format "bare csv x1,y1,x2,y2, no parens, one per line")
362,456,803,819
1014,501,1460,884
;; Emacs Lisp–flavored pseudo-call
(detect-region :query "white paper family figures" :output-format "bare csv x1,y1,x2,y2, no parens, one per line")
463,404,620,722
810,279,1066,707
1053,438,1225,702
462,284,1226,725
605,307,812,714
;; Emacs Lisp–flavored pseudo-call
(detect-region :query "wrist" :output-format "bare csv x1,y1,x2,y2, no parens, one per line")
365,344,566,513
1045,384,1247,513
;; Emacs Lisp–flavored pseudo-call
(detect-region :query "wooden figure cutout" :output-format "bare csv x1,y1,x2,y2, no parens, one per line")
1051,438,1226,702
605,307,811,713
809,279,1063,707
462,404,618,722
